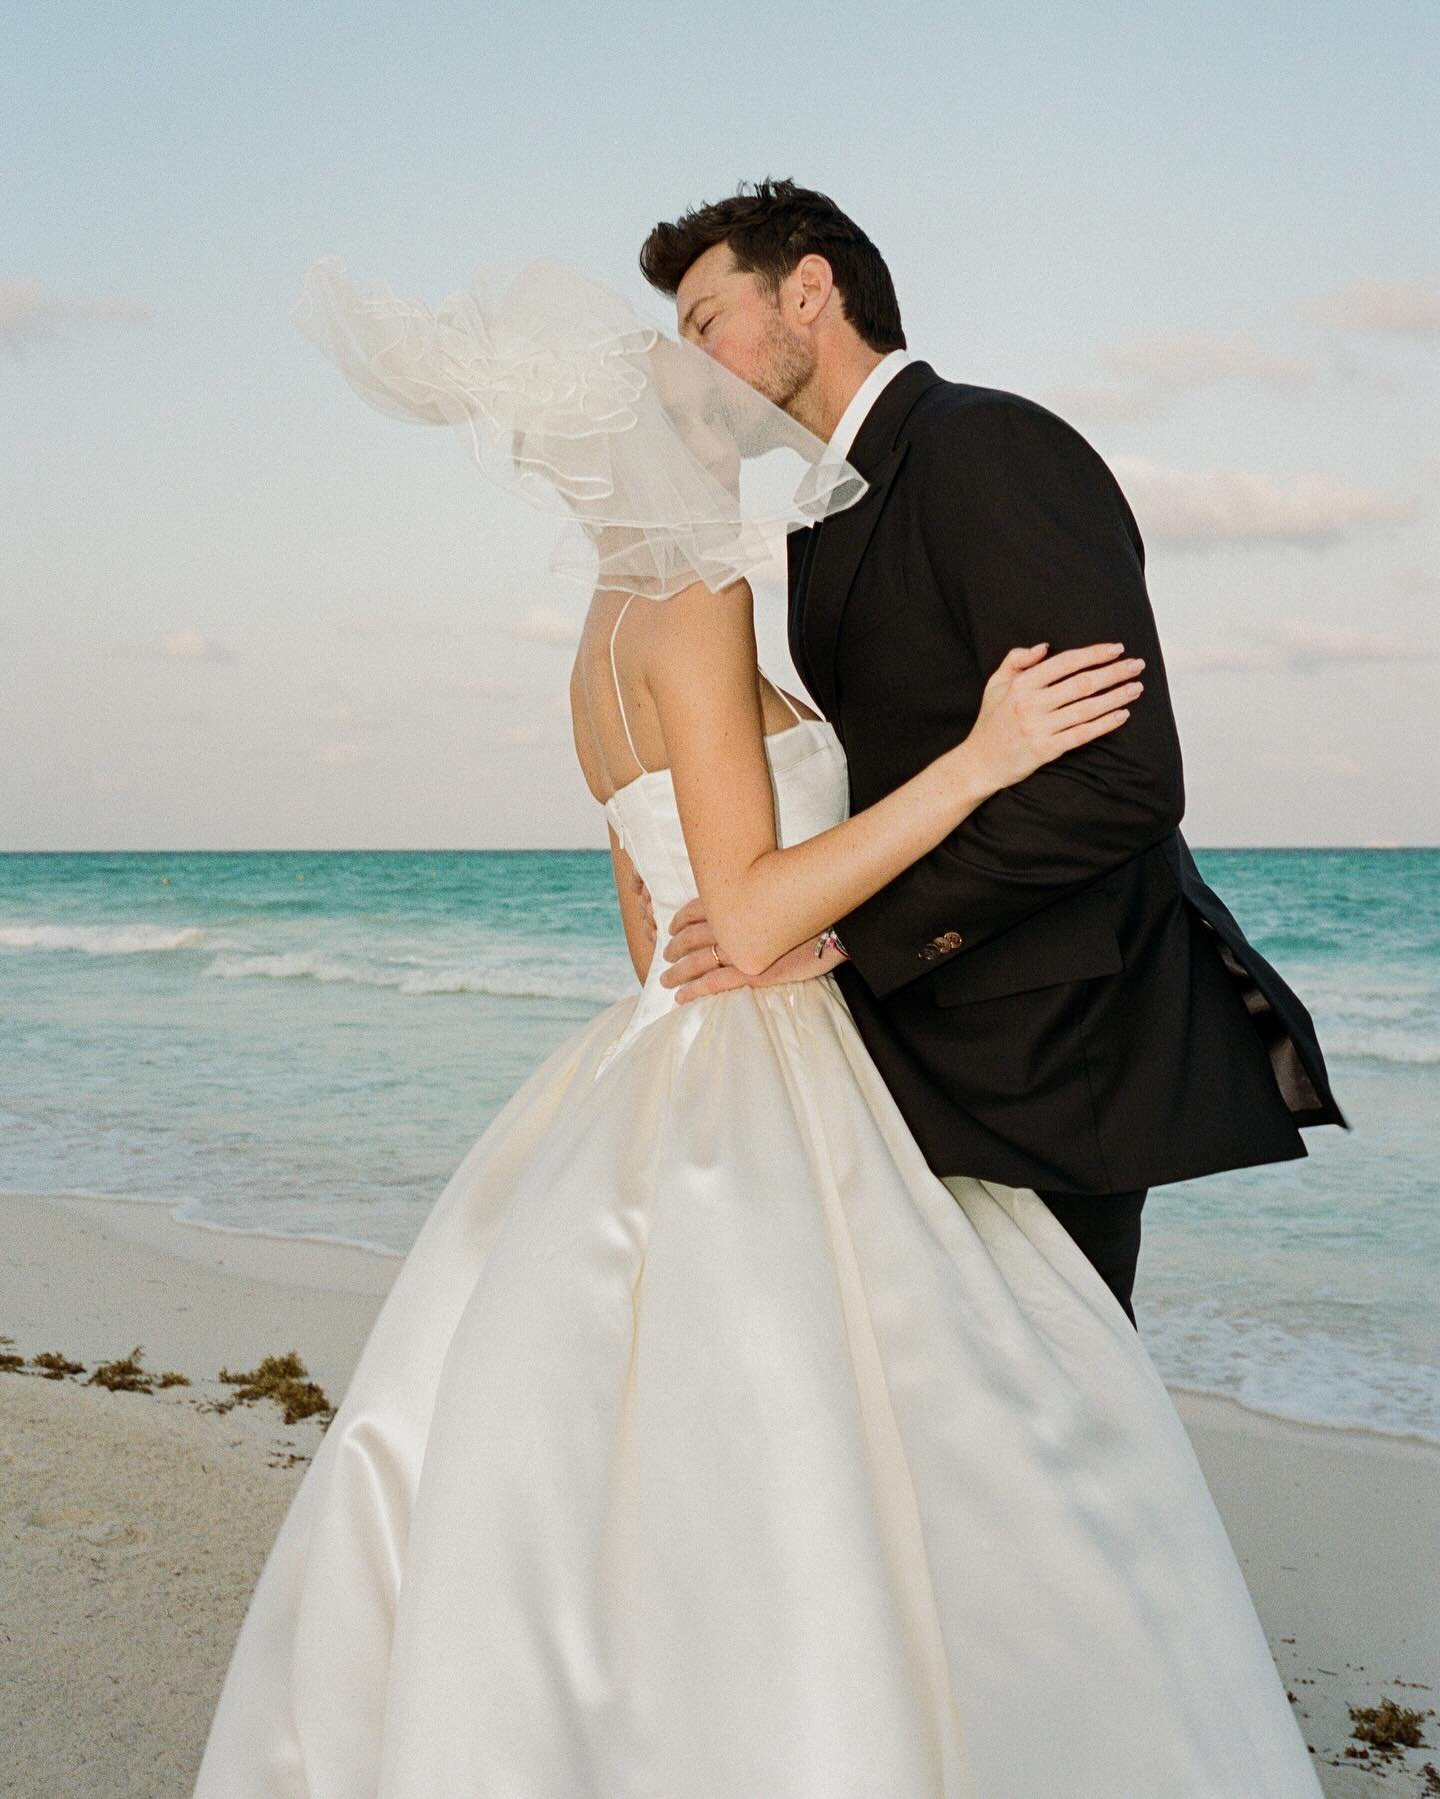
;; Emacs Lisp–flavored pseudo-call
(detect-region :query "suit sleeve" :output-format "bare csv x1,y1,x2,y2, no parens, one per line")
834,397,1186,1001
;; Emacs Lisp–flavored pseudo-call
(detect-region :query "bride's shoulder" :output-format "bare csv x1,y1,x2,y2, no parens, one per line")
649,573,752,622
644,576,757,677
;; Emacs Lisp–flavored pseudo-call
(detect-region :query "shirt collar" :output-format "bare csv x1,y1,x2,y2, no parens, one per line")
825,348,911,464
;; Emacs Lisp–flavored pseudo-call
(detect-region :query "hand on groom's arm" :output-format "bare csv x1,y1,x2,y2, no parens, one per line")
835,398,1186,1003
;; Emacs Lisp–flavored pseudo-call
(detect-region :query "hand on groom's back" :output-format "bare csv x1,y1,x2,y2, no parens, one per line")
660,897,845,1003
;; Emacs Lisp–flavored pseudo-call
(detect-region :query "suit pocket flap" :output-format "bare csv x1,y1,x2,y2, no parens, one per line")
931,891,1123,1006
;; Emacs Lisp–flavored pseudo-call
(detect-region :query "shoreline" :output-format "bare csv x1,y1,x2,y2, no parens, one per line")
6,1183,1435,1454
3,1183,1438,1795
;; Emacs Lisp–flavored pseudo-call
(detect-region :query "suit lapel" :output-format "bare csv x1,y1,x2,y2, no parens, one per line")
790,359,942,717
786,525,818,700
800,443,909,716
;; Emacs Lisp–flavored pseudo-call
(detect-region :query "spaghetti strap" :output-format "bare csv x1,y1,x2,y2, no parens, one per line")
769,678,807,727
608,594,649,778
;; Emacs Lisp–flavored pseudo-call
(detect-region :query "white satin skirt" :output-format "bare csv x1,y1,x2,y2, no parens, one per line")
193,976,1321,1797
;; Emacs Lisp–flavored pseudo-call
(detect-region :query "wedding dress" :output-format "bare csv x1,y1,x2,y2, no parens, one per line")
193,656,1323,1796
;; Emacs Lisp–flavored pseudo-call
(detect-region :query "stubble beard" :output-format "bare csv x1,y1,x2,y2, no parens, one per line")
751,308,819,428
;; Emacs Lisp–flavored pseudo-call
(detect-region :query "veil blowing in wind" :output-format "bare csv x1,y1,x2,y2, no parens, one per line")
291,253,868,599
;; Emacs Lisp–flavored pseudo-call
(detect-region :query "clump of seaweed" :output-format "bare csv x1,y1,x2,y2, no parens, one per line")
87,1344,191,1393
30,1351,86,1380
217,1351,333,1428
1344,1696,1433,1764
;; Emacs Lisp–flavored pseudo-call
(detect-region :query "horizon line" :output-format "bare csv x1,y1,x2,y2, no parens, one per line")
3,844,1437,857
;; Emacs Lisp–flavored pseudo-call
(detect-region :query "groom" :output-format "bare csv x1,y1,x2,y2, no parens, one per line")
637,180,1347,1330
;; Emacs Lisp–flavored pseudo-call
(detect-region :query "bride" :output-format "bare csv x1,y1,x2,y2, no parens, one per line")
193,257,1322,1796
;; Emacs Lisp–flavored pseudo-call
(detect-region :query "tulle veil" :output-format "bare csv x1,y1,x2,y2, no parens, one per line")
291,254,868,599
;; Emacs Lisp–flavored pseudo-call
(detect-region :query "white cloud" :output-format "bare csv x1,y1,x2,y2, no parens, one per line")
313,699,387,734
1306,278,1440,337
1109,454,1415,546
159,627,232,663
1167,643,1273,674
1318,340,1408,395
1048,330,1313,421
1262,749,1367,779
1265,619,1421,669
314,741,364,768
1169,618,1425,675
498,606,581,646
0,278,152,353
339,613,457,642
443,674,530,699
1105,330,1311,389
1044,381,1158,423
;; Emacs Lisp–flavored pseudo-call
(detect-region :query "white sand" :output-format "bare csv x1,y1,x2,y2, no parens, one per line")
2,1187,1436,1797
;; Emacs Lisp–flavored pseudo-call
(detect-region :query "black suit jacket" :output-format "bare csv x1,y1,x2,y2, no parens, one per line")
789,359,1348,1195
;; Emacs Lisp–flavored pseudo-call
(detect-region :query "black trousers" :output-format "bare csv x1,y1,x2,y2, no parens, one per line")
1032,1187,1149,1330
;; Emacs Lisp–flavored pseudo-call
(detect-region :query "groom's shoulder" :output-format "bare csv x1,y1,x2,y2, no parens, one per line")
908,373,1095,458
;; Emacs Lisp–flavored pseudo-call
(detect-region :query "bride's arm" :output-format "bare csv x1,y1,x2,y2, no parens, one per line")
646,577,1141,978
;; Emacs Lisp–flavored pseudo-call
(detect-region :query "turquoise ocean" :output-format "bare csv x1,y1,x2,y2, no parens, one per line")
2,848,1435,1445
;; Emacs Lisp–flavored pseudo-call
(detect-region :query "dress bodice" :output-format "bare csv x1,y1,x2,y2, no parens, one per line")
598,715,850,1076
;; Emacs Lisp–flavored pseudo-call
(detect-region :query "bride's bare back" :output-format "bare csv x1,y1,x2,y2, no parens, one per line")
568,583,820,808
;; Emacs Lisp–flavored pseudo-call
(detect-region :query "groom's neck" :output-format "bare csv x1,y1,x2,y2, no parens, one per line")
792,341,889,444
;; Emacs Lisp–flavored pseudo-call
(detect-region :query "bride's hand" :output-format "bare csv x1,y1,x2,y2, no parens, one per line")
659,900,842,1003
965,640,1145,794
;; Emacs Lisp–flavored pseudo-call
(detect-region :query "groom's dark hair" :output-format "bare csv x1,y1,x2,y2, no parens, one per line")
639,179,906,354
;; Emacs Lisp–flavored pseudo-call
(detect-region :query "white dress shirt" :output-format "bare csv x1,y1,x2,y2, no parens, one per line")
825,348,911,463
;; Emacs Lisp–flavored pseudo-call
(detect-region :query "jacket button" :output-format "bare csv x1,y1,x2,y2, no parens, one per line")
918,944,939,961
938,930,964,951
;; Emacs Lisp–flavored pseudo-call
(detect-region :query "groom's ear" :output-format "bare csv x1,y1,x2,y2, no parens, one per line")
790,254,835,325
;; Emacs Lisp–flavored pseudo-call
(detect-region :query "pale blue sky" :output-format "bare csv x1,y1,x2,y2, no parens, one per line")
3,0,1436,848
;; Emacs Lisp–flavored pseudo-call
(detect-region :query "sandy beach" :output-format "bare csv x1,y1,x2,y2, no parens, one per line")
2,1186,1436,1798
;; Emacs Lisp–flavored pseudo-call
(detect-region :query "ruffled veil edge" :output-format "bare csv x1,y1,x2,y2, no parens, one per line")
292,254,869,600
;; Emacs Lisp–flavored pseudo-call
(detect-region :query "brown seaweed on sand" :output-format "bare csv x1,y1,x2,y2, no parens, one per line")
216,1350,334,1428
86,1344,191,1393
1342,1695,1434,1765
